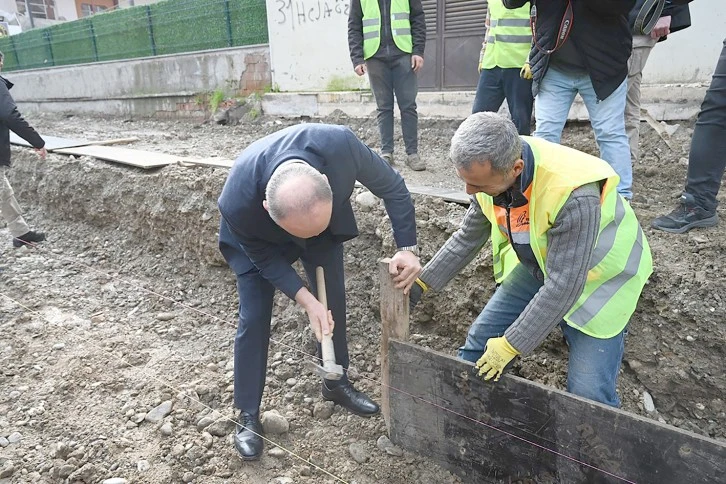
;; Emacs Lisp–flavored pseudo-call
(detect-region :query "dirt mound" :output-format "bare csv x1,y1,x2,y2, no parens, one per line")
0,113,723,483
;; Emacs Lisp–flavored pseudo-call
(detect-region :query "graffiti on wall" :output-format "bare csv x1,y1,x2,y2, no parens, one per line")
274,0,350,29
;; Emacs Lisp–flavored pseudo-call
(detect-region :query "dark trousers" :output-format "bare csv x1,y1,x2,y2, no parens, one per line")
685,39,726,213
233,235,349,414
366,55,419,155
472,66,534,135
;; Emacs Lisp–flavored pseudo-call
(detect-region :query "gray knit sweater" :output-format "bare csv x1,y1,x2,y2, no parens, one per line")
419,183,601,355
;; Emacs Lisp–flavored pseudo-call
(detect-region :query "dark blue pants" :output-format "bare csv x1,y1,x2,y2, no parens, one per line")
472,66,534,135
685,39,726,213
366,55,419,155
233,235,349,414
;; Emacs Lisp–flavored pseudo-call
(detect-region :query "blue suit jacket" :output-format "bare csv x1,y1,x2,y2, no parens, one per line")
218,123,416,299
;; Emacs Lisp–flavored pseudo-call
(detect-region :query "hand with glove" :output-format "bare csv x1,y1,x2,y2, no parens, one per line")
520,61,532,80
409,278,428,310
475,336,520,382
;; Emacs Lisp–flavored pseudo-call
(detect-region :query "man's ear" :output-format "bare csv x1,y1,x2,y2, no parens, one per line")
513,158,525,177
262,200,269,212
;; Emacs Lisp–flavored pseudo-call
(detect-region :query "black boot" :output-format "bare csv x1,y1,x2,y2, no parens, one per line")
234,411,263,460
12,230,46,248
652,195,718,234
322,381,380,417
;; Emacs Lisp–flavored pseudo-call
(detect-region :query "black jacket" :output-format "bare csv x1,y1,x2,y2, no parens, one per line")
504,0,635,101
348,0,426,67
0,76,44,167
217,123,417,299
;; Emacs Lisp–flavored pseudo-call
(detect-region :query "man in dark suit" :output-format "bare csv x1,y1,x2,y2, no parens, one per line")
218,123,421,460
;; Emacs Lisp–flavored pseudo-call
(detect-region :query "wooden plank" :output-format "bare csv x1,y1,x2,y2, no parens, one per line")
53,145,181,169
10,133,93,151
389,340,726,484
89,137,140,146
354,181,469,205
379,258,410,432
178,157,234,169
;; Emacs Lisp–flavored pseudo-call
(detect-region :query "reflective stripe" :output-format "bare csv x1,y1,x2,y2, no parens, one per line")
363,31,380,40
494,269,505,280
569,226,645,327
492,34,532,43
486,36,496,44
589,195,626,269
362,18,379,27
393,28,411,36
490,18,531,27
497,224,508,234
392,12,409,20
511,232,530,245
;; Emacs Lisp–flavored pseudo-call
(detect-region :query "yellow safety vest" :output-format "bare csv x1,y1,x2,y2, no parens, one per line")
476,137,653,338
361,0,413,60
481,0,532,70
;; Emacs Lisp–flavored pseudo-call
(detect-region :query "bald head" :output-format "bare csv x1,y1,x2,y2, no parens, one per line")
264,161,333,238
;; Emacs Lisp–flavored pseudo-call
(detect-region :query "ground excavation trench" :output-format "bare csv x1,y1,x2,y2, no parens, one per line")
0,115,724,484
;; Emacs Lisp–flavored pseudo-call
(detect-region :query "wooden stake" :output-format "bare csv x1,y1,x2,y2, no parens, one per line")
379,258,410,432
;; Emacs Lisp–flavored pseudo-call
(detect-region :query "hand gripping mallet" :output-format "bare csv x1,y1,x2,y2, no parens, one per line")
307,266,345,380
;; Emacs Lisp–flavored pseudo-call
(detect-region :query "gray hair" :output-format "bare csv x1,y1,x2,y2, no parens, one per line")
265,160,332,223
450,112,522,172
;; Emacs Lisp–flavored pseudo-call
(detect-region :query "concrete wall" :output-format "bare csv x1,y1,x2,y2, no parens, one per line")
267,0,723,91
265,0,365,92
55,0,79,21
11,45,271,118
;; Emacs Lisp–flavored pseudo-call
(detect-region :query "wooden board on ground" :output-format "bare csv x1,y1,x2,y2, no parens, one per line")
388,340,726,484
178,157,234,169
354,182,469,205
54,145,181,169
10,133,93,151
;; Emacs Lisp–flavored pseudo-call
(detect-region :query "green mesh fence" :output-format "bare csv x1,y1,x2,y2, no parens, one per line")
0,0,268,72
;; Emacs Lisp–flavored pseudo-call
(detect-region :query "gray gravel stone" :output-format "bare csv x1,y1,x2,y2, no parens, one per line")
145,400,173,423
102,479,128,484
268,447,287,458
261,410,289,435
156,312,177,321
7,432,22,443
0,436,9,447
349,442,370,463
313,401,335,420
206,418,235,437
137,460,150,472
160,422,173,436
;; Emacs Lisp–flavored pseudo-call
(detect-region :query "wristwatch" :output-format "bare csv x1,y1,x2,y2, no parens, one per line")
397,245,420,256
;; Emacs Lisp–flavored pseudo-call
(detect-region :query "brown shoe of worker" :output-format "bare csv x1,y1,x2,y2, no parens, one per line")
381,152,394,165
406,153,426,171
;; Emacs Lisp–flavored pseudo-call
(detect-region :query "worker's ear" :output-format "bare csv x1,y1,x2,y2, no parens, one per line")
512,158,525,177
262,200,269,212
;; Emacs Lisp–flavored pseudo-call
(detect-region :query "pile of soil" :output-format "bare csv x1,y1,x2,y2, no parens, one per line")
0,112,723,483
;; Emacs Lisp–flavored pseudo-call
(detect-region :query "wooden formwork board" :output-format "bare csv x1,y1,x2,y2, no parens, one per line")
387,340,726,483
10,133,93,151
54,145,182,169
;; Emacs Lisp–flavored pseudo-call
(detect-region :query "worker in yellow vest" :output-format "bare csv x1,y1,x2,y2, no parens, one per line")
348,0,427,171
473,0,534,135
410,112,653,407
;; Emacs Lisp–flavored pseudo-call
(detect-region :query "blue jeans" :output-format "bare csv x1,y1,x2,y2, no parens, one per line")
533,67,632,199
458,264,626,407
472,66,534,135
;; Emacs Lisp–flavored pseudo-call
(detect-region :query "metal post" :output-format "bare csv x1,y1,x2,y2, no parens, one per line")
223,0,233,47
146,5,156,56
89,20,99,62
24,0,35,28
43,29,53,66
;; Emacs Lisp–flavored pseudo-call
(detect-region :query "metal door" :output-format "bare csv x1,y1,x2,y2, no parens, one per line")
419,0,488,90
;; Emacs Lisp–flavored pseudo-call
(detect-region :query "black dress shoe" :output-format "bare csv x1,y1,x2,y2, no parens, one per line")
234,411,263,460
321,381,380,417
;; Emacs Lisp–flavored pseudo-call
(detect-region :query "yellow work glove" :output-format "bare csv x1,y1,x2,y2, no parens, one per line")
475,336,521,382
520,62,532,80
